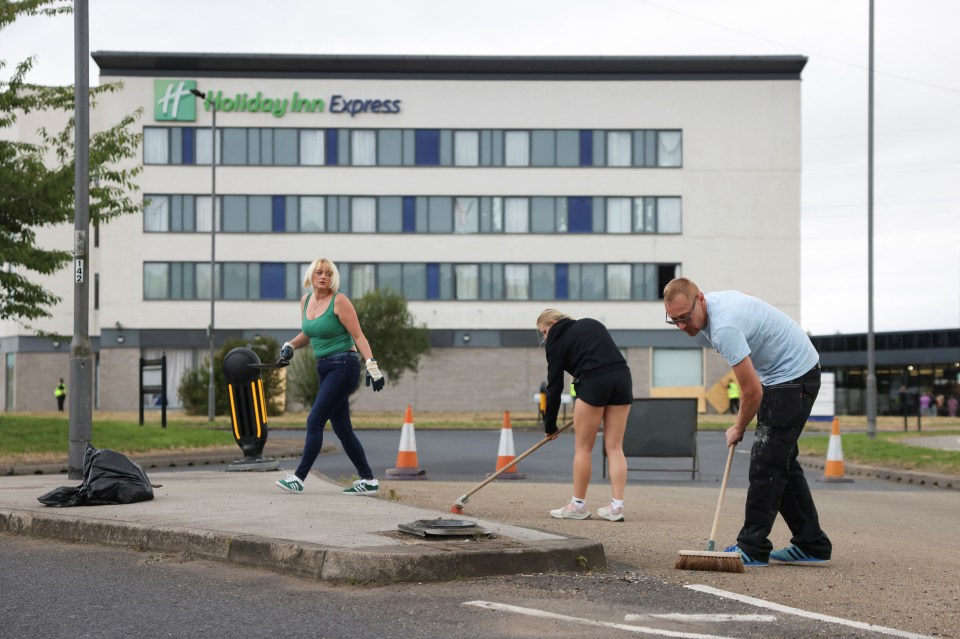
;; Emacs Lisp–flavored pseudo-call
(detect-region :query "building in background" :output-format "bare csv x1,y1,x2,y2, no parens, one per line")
2,53,809,414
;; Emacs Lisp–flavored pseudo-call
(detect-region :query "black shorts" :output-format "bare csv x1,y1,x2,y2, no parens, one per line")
574,368,633,407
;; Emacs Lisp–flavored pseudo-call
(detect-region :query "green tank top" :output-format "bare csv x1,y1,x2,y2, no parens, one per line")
301,293,355,358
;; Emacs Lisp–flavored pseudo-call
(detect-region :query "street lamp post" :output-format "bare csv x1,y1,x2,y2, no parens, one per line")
190,88,217,422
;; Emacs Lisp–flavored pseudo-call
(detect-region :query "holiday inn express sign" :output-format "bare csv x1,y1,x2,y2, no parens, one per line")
154,79,403,121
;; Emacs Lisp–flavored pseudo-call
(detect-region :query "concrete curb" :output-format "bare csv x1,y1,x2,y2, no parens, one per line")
0,442,309,477
799,456,957,490
0,508,605,583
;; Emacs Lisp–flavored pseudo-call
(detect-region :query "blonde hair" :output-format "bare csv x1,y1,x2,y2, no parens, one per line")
303,258,341,292
663,277,700,304
537,308,573,330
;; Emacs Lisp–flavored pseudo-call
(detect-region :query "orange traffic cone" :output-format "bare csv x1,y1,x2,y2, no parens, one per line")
817,417,854,483
488,411,526,480
386,405,427,480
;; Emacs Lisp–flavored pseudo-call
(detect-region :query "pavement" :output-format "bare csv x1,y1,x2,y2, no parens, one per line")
1,434,956,586
0,459,603,585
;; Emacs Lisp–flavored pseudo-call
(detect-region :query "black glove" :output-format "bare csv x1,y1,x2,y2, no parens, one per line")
365,359,385,392
278,342,294,367
544,421,558,436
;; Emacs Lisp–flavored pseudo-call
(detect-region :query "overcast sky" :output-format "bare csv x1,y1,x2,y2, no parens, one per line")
3,0,958,336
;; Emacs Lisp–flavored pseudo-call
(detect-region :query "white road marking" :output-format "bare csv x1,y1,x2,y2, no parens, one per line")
627,613,776,623
686,585,934,639
463,601,739,639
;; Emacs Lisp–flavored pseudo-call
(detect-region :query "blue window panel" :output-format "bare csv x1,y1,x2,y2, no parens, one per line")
556,264,569,299
260,263,285,299
325,130,338,165
182,127,195,165
415,130,440,166
568,197,592,233
579,130,593,166
403,196,416,232
272,196,284,232
426,263,440,299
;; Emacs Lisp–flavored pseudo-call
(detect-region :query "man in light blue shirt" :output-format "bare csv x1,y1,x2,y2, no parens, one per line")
664,277,831,567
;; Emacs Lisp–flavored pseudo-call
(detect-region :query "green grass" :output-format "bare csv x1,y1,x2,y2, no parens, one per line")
799,430,960,475
0,415,232,459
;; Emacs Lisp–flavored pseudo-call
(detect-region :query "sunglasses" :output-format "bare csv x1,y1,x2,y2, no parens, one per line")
665,297,698,326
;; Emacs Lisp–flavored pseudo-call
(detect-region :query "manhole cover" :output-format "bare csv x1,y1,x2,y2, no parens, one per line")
398,518,490,538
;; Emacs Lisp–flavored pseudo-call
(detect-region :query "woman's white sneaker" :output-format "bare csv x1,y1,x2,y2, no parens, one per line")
596,504,624,522
550,502,591,520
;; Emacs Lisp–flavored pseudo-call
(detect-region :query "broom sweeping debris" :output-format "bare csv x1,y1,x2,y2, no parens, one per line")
451,419,573,515
675,444,745,573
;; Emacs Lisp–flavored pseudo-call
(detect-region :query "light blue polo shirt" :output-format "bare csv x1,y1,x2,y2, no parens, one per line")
700,291,819,386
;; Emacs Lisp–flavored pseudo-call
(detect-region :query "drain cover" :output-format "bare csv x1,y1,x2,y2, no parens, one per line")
398,518,490,538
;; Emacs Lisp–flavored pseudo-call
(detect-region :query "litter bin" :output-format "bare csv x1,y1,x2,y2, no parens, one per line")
222,347,279,471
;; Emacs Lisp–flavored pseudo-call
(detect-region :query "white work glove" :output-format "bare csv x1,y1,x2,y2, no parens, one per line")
365,359,385,392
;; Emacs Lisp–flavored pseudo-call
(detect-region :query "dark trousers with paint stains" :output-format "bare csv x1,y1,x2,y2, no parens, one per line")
737,365,832,562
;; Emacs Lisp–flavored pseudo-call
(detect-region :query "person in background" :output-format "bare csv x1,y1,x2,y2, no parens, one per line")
947,395,958,418
919,392,932,417
727,379,741,414
275,257,385,496
54,378,66,412
537,309,632,522
664,277,831,567
538,381,548,425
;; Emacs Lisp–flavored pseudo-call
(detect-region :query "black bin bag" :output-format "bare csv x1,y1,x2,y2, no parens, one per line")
38,444,154,507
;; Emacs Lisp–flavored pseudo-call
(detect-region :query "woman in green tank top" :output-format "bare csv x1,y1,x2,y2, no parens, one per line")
274,258,386,496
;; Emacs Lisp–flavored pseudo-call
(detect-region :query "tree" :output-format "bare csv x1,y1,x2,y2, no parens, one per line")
178,336,286,417
353,289,430,385
0,0,143,328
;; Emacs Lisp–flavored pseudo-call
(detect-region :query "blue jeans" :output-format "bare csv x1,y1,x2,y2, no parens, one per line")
294,351,373,481
737,366,832,562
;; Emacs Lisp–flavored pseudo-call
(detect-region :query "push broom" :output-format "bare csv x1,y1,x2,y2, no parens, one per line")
675,443,745,573
451,419,573,515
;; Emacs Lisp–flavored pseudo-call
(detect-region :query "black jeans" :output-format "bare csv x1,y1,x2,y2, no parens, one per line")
737,366,832,561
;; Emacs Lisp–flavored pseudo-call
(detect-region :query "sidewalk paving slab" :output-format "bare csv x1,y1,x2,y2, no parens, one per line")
0,469,604,584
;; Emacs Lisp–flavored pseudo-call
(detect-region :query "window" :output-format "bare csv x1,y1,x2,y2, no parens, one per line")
658,131,683,167
454,131,479,166
248,196,272,232
607,264,631,300
557,130,579,167
531,264,554,300
274,129,298,165
351,197,377,233
415,129,440,165
657,197,682,233
505,264,529,300
351,264,375,297
504,131,530,166
299,130,325,165
504,198,529,232
379,130,402,166
143,264,168,299
454,197,479,233
428,197,453,233
221,129,247,165
351,130,376,166
144,128,169,164
531,131,555,167
379,197,403,233
653,349,702,386
455,264,479,299
606,198,631,233
606,131,631,167
300,197,325,232
144,196,169,231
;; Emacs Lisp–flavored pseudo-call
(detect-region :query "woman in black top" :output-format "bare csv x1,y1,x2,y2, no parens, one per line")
537,309,633,522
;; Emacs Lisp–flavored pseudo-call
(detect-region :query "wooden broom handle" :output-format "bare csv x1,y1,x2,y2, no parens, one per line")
709,444,737,542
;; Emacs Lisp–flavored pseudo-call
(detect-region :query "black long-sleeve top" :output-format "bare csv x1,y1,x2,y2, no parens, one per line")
542,317,628,430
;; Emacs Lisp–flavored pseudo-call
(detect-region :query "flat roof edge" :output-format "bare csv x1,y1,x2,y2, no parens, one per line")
92,51,807,80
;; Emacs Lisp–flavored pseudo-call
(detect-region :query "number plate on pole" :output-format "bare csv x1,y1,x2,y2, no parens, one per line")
75,259,84,283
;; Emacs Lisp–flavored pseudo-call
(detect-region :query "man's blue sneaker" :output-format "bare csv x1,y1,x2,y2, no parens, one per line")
724,544,768,567
769,545,830,565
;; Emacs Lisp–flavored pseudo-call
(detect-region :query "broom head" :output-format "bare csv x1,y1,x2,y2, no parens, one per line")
675,550,745,573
